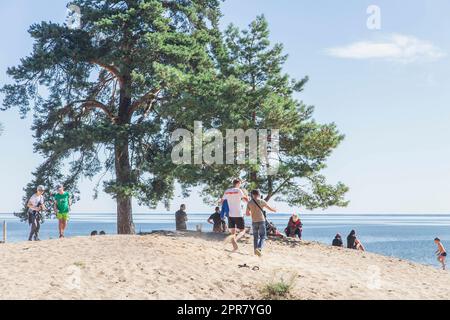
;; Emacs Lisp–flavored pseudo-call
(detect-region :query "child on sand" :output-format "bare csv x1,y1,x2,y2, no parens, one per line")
434,238,447,270
246,189,276,257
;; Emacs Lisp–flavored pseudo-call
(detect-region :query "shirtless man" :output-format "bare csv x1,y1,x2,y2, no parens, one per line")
434,238,447,270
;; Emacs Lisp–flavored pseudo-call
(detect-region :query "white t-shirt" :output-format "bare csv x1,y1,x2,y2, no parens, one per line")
223,188,246,218
28,194,44,208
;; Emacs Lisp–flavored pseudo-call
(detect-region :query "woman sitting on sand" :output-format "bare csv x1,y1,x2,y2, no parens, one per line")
347,230,365,251
285,214,303,239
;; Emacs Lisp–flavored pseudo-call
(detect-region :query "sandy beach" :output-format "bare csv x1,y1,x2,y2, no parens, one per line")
0,231,449,300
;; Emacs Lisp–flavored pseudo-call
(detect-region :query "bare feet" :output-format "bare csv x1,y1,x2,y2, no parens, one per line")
231,238,239,251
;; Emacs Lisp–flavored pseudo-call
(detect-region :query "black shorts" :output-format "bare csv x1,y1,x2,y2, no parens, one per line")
228,217,245,230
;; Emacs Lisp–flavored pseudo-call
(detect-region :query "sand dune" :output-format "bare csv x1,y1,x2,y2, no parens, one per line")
0,231,448,300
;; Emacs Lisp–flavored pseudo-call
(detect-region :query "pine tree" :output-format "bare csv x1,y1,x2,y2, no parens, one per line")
1,0,226,233
197,16,349,209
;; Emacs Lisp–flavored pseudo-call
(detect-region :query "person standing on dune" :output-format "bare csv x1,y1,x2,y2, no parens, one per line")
222,179,249,251
53,184,72,239
175,204,188,231
27,185,46,241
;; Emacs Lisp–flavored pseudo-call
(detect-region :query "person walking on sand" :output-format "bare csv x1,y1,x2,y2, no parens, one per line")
434,238,447,270
208,207,226,233
246,189,276,257
222,179,249,251
53,184,71,238
175,204,188,231
27,185,46,241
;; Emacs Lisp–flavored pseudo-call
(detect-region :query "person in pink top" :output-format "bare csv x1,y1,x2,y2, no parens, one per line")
222,179,249,251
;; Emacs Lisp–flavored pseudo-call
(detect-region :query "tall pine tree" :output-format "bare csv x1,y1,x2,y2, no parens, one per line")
1,0,226,234
196,16,349,209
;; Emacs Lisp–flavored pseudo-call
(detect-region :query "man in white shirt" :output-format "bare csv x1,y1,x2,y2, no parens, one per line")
222,179,249,251
27,185,46,241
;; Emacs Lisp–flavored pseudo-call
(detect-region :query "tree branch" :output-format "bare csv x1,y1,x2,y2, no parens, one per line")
128,89,161,120
90,60,124,86
81,100,116,122
265,177,292,201
64,99,116,123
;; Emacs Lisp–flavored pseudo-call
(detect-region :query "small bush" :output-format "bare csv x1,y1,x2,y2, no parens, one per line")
261,273,297,300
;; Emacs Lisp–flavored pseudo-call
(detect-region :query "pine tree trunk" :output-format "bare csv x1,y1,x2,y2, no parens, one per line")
115,139,135,235
115,69,135,235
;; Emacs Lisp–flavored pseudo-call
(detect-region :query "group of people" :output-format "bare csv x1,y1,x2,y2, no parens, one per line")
332,230,366,251
174,179,449,271
175,179,307,257
26,184,71,241
27,180,447,271
174,179,370,258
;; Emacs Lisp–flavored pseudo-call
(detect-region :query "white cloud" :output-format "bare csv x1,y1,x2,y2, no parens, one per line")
326,34,446,63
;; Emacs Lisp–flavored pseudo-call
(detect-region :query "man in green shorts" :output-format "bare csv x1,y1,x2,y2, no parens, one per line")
53,184,72,238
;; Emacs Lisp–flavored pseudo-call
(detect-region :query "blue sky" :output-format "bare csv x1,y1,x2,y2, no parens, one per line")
1,0,449,214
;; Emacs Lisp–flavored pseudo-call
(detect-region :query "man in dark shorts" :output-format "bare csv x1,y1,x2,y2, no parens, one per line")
222,179,249,251
208,207,225,233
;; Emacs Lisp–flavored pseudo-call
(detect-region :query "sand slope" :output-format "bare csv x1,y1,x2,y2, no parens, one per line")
0,232,448,300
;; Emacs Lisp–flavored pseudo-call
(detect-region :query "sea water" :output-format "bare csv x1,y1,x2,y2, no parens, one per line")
0,213,448,268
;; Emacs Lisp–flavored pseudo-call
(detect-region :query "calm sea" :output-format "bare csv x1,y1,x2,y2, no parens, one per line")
0,213,448,268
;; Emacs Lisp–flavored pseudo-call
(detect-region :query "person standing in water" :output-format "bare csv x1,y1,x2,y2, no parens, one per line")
246,190,276,257
222,179,249,251
53,184,72,238
434,238,447,270
27,185,46,241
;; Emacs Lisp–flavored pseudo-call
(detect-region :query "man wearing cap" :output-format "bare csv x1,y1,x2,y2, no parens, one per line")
27,185,46,241
53,184,72,238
